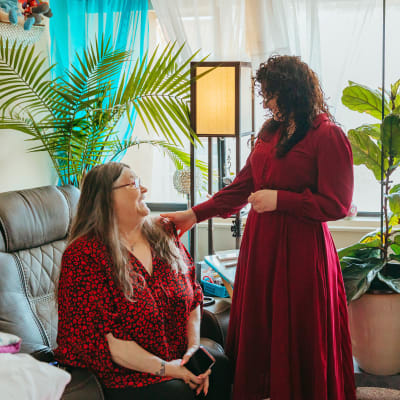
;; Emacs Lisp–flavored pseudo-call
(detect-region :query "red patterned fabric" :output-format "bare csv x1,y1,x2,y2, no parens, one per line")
193,114,357,400
54,233,203,389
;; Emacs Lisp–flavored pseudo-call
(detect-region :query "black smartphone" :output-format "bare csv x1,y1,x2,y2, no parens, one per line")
185,345,216,375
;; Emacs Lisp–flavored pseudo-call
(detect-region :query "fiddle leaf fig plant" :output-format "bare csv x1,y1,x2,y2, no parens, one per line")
339,80,400,302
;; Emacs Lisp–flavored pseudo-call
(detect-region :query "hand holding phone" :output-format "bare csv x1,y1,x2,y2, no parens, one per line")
184,345,216,375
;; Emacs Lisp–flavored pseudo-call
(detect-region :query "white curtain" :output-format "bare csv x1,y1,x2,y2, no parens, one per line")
151,0,248,61
245,0,321,72
146,0,386,212
150,0,325,201
318,0,379,118
151,0,324,141
152,0,322,72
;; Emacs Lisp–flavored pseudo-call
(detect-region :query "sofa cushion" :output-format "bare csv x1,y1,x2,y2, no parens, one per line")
0,186,78,252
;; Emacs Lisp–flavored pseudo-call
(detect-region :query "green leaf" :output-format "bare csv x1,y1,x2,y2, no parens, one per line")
390,244,400,255
341,248,385,302
388,191,400,215
381,114,400,159
376,269,400,293
389,214,400,227
342,82,390,120
391,184,400,194
348,128,383,181
338,240,381,259
391,79,400,109
349,124,381,140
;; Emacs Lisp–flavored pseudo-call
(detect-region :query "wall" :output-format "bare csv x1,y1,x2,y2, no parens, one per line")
0,25,57,193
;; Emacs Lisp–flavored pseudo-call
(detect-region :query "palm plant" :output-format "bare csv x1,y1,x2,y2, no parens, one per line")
0,37,206,187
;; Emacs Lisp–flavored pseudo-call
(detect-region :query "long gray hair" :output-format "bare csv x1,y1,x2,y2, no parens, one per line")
68,162,187,300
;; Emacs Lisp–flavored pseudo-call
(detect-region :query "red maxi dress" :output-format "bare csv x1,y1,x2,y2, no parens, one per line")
192,114,356,400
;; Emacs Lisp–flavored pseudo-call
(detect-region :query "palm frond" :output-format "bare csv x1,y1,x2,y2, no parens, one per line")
119,42,202,145
0,36,206,187
0,38,54,118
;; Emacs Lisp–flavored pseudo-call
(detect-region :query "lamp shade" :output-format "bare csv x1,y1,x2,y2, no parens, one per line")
190,61,253,137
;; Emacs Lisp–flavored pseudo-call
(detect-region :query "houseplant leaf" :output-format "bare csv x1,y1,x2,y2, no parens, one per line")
375,258,400,293
348,128,384,181
342,81,390,120
348,124,381,141
388,191,400,214
340,247,385,302
391,78,400,109
381,114,400,159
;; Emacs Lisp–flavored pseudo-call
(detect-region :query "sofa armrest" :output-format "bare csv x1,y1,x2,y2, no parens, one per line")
201,299,231,348
31,347,55,363
31,347,104,400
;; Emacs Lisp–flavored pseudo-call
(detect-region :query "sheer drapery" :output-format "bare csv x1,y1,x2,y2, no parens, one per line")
245,0,321,72
150,0,390,213
151,0,248,61
152,0,321,71
318,0,381,212
149,0,324,203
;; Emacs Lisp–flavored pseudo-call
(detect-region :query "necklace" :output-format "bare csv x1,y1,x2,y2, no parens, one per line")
123,239,136,253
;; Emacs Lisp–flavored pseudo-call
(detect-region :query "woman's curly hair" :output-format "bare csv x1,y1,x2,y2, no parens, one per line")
255,55,333,157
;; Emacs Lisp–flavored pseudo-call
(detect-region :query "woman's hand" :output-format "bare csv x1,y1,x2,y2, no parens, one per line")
180,345,211,395
165,359,203,387
248,189,278,213
181,345,199,366
194,371,211,396
160,209,197,237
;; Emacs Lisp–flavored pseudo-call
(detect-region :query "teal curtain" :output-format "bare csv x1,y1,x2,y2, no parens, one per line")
49,0,149,157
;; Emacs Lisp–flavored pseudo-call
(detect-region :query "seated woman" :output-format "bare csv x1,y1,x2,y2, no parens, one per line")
54,162,231,400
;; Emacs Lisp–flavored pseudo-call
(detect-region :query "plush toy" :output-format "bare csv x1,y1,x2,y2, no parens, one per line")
0,0,20,25
19,0,52,30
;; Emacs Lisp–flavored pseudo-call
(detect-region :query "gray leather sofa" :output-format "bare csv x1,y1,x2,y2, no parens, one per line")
0,185,104,399
0,185,230,399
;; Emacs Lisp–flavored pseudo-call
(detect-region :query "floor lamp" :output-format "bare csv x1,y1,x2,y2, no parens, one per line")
189,61,254,260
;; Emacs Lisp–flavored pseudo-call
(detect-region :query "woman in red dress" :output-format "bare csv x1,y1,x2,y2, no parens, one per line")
162,55,357,400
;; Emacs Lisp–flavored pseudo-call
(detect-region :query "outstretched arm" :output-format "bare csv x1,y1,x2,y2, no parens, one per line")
162,158,254,236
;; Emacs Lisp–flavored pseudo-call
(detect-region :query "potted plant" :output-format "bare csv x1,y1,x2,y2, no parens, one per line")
0,37,206,187
339,79,400,374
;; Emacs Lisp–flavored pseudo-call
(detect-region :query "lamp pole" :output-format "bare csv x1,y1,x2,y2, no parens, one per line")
380,0,386,253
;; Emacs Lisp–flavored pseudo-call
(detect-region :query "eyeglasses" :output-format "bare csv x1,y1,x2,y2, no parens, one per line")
113,177,141,190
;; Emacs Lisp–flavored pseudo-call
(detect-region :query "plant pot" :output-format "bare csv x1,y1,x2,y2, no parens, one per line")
348,292,400,375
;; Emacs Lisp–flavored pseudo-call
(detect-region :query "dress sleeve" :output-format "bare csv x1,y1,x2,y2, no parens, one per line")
192,157,254,223
56,246,122,371
276,124,354,222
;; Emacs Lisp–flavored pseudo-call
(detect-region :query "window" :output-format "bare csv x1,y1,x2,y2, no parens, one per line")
124,3,400,213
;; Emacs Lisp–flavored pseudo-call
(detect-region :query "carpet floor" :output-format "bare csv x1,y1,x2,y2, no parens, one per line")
357,387,400,399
